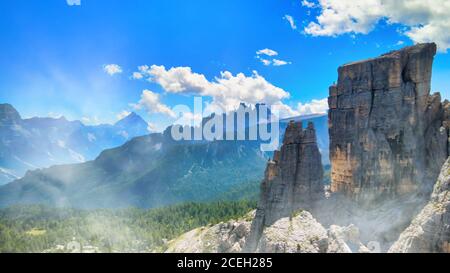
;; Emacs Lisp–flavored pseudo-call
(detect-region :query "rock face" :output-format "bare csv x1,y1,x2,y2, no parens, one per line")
165,211,254,253
328,43,450,201
167,210,371,253
0,104,22,126
245,121,324,251
327,225,371,253
389,157,450,253
256,211,328,253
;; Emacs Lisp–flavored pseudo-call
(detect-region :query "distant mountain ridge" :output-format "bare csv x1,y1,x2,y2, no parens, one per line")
0,103,150,185
0,106,329,209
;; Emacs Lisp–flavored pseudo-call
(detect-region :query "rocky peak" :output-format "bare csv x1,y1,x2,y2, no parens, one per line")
0,103,22,126
328,42,449,202
114,112,150,136
244,120,324,252
115,112,145,127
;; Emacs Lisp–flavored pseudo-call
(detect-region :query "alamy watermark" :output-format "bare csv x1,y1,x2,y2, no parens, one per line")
169,97,281,152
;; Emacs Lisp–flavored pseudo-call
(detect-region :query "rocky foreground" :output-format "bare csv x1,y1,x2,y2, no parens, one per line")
166,157,450,253
166,210,372,253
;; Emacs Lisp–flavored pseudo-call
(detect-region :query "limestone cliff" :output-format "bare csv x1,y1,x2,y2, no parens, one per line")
389,157,450,253
328,43,450,202
244,121,324,252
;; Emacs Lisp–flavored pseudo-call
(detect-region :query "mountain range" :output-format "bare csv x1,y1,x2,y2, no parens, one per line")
0,103,329,208
0,104,150,185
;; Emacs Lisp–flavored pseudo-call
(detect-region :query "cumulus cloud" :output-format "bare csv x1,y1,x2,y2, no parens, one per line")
255,49,291,67
256,48,278,57
132,72,144,80
301,0,318,8
132,65,299,117
303,0,450,52
297,98,329,115
272,59,291,66
131,65,151,79
259,59,272,66
66,0,81,6
116,110,131,120
103,64,123,76
174,112,204,127
283,15,297,30
132,89,176,118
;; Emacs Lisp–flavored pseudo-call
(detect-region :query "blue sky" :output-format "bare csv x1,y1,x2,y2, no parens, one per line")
0,0,449,131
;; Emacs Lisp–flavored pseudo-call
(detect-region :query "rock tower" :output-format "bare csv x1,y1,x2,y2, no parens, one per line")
245,120,324,251
328,43,450,202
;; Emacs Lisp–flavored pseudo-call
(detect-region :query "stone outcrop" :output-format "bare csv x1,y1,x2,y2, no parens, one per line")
327,225,371,253
245,121,324,251
328,43,450,202
255,211,328,253
165,211,254,253
167,210,372,253
389,157,450,253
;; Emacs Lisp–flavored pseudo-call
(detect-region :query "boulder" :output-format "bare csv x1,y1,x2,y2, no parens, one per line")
256,211,328,253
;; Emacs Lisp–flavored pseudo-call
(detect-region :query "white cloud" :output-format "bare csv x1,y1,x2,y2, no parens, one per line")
138,65,150,72
47,112,64,119
132,72,144,80
132,89,176,118
283,15,297,30
297,98,329,115
174,112,204,127
272,59,291,66
255,49,291,67
103,64,123,76
147,123,157,132
150,65,294,114
132,64,299,117
303,0,450,52
259,58,272,66
256,48,278,57
66,0,81,6
116,110,131,121
301,0,318,8
81,116,101,125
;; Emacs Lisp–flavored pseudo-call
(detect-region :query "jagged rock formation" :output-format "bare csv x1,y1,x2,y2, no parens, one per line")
328,43,450,202
167,210,371,253
245,121,324,252
389,157,450,253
